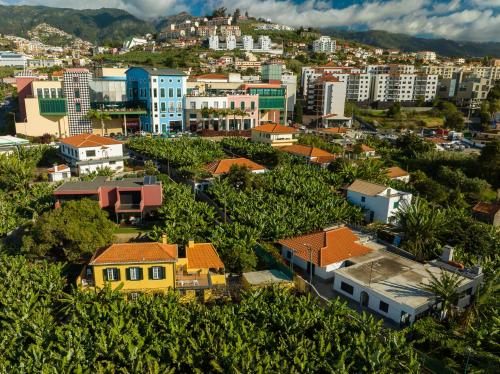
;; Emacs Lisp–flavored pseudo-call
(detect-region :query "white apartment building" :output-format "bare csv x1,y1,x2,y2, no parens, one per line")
219,25,241,38
226,35,237,50
242,35,254,51
0,51,31,67
347,74,372,102
347,179,412,223
414,74,439,102
208,35,219,50
312,36,336,53
257,36,272,51
421,65,462,79
59,134,126,175
472,66,500,81
416,51,437,61
27,58,63,68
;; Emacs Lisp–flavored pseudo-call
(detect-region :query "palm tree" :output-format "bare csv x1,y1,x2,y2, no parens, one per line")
462,269,499,329
200,106,210,130
420,269,463,321
218,108,230,131
85,109,112,136
395,198,446,261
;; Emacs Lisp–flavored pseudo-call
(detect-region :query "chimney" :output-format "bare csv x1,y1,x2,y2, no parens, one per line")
188,239,195,249
162,234,168,244
53,163,58,172
441,245,454,262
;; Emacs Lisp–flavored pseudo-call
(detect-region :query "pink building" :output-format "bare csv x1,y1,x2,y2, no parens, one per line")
53,176,163,221
226,94,259,130
16,76,37,121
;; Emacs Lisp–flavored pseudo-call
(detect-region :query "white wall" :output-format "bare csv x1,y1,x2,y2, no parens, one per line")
332,273,418,324
79,160,124,175
281,245,343,280
347,189,412,223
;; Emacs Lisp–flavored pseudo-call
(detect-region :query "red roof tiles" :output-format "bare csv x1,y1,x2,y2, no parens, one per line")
61,133,123,148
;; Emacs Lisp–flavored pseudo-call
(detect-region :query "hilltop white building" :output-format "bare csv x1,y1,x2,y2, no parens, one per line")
312,36,336,53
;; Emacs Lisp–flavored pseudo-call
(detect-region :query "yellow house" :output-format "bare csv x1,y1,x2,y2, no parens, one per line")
175,240,227,302
79,241,178,295
79,238,227,301
251,123,299,147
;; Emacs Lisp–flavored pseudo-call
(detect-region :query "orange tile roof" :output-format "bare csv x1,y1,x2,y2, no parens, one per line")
319,127,347,134
65,68,90,73
241,83,282,90
278,227,373,267
194,73,228,80
47,164,69,173
204,158,267,175
186,243,224,269
472,202,500,216
426,137,449,144
360,144,375,152
252,124,298,134
61,133,123,148
281,145,336,163
386,166,409,178
90,243,178,265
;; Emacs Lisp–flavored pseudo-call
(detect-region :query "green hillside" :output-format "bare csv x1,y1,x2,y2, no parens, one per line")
0,5,154,45
322,28,500,58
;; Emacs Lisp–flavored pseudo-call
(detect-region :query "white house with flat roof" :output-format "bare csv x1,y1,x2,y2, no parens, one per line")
347,179,412,223
332,248,483,326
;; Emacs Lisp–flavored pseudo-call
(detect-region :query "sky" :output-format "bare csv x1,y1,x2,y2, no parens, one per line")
2,0,500,42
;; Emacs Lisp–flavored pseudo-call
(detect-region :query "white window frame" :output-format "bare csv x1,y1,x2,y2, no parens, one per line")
107,268,117,281
152,267,161,280
129,267,139,281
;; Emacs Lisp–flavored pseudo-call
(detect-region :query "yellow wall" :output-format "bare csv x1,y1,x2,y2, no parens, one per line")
92,262,176,292
210,274,226,286
16,98,69,137
91,118,125,136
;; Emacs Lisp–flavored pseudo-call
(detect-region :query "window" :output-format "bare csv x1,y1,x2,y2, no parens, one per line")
37,88,43,97
104,268,120,281
44,88,50,97
73,76,79,83
57,88,63,98
160,88,165,98
154,103,158,112
74,89,80,98
50,88,57,98
240,102,245,110
286,250,292,259
149,266,165,280
153,78,157,83
393,201,399,209
127,267,142,281
340,281,354,295
230,101,235,109
168,88,174,98
379,301,389,313
109,161,116,165
86,150,96,157
161,102,166,112
190,102,196,109
251,101,255,109
153,88,157,98
177,88,181,97
176,102,182,111
75,103,81,112
361,196,366,203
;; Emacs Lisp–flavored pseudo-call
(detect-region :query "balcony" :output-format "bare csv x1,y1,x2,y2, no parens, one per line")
91,100,147,115
175,273,210,289
39,97,67,116
115,199,144,213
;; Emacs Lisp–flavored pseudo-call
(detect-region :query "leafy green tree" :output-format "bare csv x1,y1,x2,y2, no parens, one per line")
395,133,433,158
143,160,159,176
395,198,445,261
387,102,402,118
419,270,463,320
444,110,465,131
224,165,253,191
21,199,115,262
478,140,500,188
294,100,303,123
212,7,227,17
85,109,112,136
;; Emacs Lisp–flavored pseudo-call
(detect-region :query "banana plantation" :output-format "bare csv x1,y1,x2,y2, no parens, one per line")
0,255,420,373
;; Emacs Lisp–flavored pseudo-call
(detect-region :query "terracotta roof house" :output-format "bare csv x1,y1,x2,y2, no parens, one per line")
472,201,500,227
59,134,126,175
251,123,299,147
47,164,70,182
347,179,412,223
386,166,410,183
280,144,336,166
78,238,226,301
347,143,376,158
204,158,267,176
194,157,267,192
279,226,373,279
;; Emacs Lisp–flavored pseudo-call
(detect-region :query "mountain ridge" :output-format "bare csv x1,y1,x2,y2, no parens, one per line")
0,5,498,57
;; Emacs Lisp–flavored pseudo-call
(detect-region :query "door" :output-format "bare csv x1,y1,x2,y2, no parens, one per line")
360,291,369,307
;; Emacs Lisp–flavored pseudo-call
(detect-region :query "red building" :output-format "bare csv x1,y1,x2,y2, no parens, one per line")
53,176,163,221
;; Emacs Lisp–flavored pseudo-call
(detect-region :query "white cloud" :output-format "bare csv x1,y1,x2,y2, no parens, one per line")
6,0,500,42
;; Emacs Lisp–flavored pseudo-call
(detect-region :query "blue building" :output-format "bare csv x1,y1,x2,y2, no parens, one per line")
125,67,187,134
